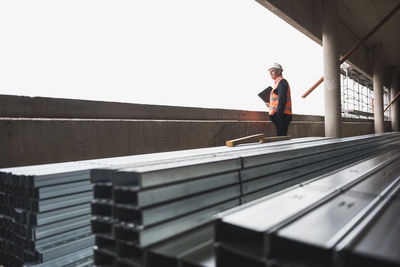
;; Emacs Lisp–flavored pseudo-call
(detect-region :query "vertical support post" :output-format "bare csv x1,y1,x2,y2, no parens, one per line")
390,67,399,131
372,44,384,133
322,0,341,137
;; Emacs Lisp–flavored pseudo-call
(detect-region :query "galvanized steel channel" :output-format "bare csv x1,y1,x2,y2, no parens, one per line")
2,133,399,266
215,142,400,267
90,133,400,267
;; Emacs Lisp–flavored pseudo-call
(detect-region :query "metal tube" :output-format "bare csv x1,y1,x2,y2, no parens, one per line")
385,90,400,113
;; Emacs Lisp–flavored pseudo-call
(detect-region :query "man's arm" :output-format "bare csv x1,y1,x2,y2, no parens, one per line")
276,79,288,117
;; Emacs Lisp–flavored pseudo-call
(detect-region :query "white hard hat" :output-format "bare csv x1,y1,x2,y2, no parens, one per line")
268,63,283,71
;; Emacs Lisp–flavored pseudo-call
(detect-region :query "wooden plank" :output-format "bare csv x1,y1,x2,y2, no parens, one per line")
226,134,265,147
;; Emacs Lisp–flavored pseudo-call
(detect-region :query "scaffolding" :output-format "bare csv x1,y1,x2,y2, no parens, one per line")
340,63,390,121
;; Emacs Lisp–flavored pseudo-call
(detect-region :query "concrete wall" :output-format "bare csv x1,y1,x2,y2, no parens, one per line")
0,94,269,121
1,95,329,122
1,116,387,168
0,118,322,168
0,94,389,168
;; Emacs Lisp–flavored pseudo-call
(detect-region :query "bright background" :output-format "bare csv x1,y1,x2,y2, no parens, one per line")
0,0,325,115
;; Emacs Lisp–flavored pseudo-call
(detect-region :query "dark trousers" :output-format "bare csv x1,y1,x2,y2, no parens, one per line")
271,114,291,136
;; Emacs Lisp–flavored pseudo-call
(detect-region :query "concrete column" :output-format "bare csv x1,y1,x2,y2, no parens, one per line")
372,44,384,133
322,0,341,137
390,67,399,131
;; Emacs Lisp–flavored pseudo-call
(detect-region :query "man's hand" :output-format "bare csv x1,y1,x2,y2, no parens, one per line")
266,102,270,108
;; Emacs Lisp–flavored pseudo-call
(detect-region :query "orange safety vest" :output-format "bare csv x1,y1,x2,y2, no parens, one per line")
269,76,292,116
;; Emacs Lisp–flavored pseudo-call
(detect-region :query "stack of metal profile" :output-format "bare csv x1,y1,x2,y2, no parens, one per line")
91,132,400,267
215,145,400,267
232,132,400,204
1,133,399,267
0,148,231,267
0,162,96,267
0,141,273,267
91,136,330,266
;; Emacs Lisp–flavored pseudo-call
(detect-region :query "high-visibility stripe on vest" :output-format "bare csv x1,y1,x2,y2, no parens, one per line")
269,76,292,115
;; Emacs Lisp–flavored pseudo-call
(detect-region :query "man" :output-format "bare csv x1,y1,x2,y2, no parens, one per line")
267,63,292,136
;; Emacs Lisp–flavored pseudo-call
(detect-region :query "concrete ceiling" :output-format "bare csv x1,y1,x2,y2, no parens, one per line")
340,0,400,67
256,0,400,82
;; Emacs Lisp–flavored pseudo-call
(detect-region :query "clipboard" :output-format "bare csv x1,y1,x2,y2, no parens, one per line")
258,86,272,104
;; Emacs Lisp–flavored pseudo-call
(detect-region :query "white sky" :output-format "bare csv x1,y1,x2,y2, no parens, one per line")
0,0,325,115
